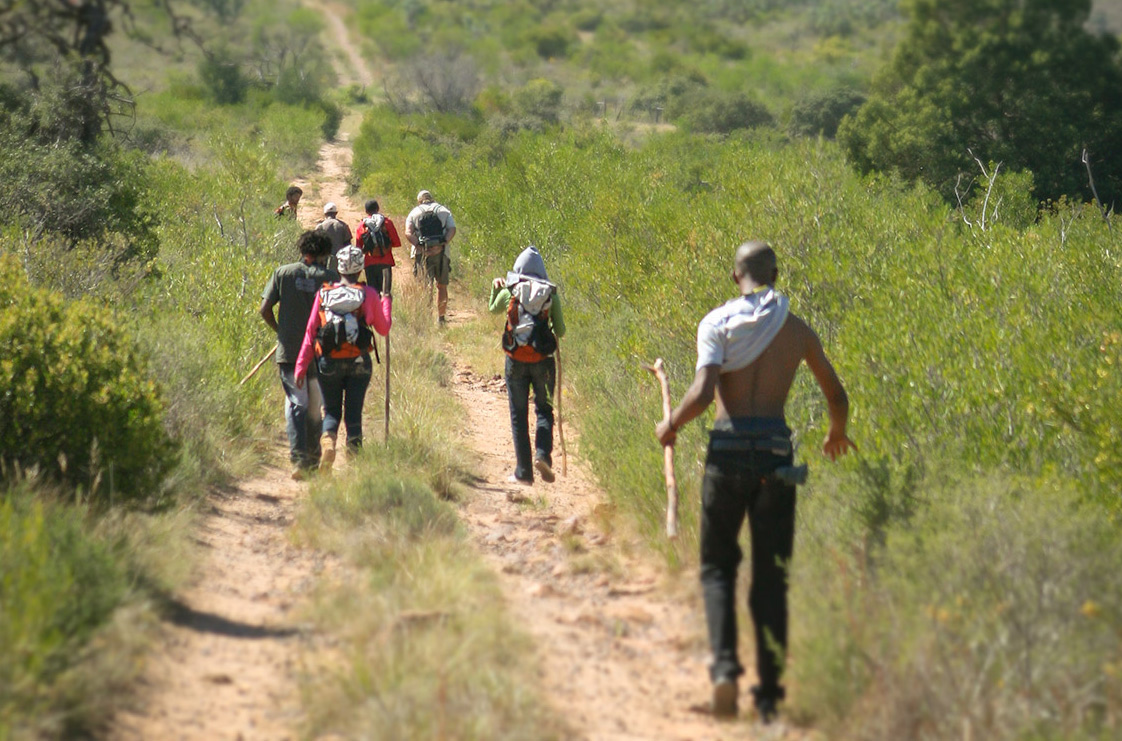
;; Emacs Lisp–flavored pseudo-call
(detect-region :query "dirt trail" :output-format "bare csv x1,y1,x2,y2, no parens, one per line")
444,314,778,740
111,466,327,740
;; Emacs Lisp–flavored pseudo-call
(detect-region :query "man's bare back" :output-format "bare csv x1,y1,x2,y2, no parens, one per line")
715,314,811,420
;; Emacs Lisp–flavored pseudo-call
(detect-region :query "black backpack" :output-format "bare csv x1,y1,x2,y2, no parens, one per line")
360,215,391,256
417,206,445,247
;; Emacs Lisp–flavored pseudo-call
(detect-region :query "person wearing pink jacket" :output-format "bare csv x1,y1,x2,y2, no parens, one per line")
296,246,392,470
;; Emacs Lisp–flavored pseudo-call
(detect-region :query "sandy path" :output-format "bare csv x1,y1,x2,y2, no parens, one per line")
111,466,328,740
443,317,766,740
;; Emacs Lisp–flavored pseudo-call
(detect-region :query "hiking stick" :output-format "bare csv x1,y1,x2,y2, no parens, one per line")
555,341,568,477
642,358,679,538
383,267,393,442
239,346,276,386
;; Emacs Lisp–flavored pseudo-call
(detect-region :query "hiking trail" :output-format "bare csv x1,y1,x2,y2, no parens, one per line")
112,4,796,738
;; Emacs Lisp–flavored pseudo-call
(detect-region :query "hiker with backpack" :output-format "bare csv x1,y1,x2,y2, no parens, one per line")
489,246,566,485
294,245,392,472
274,185,303,219
654,241,855,723
405,189,455,325
316,202,353,272
355,198,401,294
259,230,339,480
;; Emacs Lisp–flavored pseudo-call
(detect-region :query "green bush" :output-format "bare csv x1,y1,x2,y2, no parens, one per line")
0,254,174,503
198,47,249,105
0,487,128,735
670,89,775,133
787,86,865,139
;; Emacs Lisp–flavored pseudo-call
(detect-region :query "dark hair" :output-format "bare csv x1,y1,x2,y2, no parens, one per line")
364,199,379,215
286,185,303,200
296,230,332,257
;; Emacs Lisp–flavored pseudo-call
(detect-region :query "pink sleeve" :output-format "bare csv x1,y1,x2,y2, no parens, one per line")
364,286,393,336
295,292,322,381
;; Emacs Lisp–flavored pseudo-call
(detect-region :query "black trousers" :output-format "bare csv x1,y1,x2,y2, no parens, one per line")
699,420,797,702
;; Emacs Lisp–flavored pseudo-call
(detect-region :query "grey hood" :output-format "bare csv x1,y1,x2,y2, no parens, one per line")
505,246,553,287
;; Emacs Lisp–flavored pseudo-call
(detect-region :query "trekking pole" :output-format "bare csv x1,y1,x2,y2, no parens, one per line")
555,340,568,477
239,346,276,386
383,267,393,442
642,358,679,539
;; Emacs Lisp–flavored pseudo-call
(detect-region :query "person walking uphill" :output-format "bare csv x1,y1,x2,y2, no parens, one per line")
405,190,455,325
355,198,401,294
316,202,353,272
259,230,339,480
489,246,566,485
655,241,855,723
295,246,392,473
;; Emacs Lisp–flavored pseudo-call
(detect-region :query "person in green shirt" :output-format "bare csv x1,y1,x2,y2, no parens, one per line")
489,246,566,485
259,230,339,479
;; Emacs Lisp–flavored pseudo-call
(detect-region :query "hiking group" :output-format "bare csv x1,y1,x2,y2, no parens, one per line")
260,186,854,725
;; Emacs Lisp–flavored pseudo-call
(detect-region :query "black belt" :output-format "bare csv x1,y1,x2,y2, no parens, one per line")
708,436,792,456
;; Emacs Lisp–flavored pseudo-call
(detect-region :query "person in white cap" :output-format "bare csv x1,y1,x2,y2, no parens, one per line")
316,201,353,272
295,245,392,471
405,189,456,325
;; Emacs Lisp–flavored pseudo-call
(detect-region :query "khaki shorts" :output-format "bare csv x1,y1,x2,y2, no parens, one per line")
422,251,451,285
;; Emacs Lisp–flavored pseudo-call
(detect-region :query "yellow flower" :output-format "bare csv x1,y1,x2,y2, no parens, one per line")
1081,600,1101,619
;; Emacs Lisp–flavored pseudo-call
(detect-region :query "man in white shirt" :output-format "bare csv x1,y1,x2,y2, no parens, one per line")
404,190,456,325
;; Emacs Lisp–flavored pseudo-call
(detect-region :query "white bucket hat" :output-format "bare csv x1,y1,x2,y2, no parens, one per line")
336,246,365,275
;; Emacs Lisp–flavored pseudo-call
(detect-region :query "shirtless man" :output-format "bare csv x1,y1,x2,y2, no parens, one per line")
656,240,855,723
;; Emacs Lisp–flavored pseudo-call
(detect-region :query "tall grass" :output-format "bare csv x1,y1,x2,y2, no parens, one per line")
294,278,561,739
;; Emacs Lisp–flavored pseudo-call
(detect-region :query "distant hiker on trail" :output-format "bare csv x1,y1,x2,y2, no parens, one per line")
355,198,401,294
489,246,566,485
259,230,339,480
295,245,392,473
405,189,455,325
274,185,303,219
316,202,353,271
655,241,855,723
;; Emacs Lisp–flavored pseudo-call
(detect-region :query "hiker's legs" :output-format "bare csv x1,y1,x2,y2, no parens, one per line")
319,368,344,439
505,356,534,482
699,452,752,683
365,265,385,293
745,465,797,704
306,375,323,462
279,363,316,468
341,358,373,448
425,252,451,320
528,356,556,466
437,282,449,320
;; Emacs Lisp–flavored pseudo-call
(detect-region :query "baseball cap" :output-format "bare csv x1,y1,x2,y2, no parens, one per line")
323,202,338,215
416,190,432,203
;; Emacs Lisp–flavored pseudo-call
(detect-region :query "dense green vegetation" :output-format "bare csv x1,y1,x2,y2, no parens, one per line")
348,99,1122,735
2,0,1122,736
0,0,334,733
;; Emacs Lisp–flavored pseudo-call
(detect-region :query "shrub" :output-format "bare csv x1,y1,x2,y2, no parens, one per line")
512,78,564,125
198,47,249,105
671,89,775,133
0,487,129,735
0,255,174,503
788,86,866,139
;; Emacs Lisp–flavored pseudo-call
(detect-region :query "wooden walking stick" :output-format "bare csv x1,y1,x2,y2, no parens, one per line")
383,267,393,442
642,358,679,538
239,346,276,386
555,341,568,477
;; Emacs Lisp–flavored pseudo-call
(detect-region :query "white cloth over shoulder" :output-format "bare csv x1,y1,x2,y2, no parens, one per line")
696,288,790,372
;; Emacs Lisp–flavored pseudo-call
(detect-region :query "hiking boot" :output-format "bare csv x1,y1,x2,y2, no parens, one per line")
754,697,778,724
291,465,307,481
506,474,533,486
712,677,738,719
320,433,337,473
533,456,556,483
